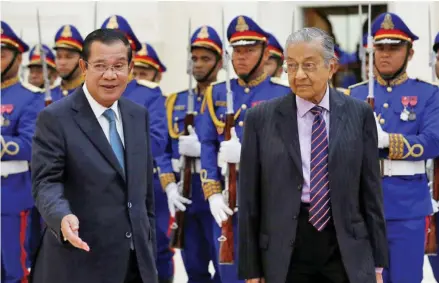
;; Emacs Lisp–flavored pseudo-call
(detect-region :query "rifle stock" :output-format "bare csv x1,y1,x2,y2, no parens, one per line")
219,113,237,264
425,158,439,255
169,114,195,249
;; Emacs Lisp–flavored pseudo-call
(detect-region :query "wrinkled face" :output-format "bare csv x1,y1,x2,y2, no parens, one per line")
232,43,269,76
1,48,21,76
285,41,336,102
191,47,220,82
374,43,413,76
264,57,282,77
133,65,160,82
55,48,80,78
79,41,133,107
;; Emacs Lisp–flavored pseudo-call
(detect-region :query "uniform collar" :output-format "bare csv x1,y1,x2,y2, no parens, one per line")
1,76,20,89
376,72,408,87
82,83,120,121
237,72,268,88
62,73,84,91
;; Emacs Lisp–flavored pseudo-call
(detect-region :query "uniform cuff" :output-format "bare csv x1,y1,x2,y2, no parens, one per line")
159,173,176,191
375,267,383,274
202,181,222,199
389,133,404,159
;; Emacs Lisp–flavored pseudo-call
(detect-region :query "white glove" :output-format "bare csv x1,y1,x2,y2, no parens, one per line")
165,182,192,217
374,113,390,149
432,198,439,215
208,193,233,227
218,127,241,175
178,125,201,157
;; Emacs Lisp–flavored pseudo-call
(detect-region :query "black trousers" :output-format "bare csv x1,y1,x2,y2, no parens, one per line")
124,251,143,283
286,203,349,283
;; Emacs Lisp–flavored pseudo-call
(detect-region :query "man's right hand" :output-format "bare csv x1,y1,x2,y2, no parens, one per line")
165,182,192,217
246,278,265,283
208,193,233,227
61,214,90,252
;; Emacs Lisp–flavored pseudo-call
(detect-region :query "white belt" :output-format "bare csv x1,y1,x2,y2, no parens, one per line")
380,160,425,176
1,161,29,177
172,158,201,173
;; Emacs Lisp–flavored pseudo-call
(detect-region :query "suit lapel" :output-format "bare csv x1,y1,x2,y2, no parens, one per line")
71,89,126,180
275,94,303,177
328,88,347,163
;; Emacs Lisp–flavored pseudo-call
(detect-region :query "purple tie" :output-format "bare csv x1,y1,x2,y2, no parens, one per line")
309,106,331,231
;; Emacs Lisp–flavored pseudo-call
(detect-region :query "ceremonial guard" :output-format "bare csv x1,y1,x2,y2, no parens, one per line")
27,44,58,88
1,21,44,283
133,42,166,83
199,16,290,282
51,24,84,102
156,25,224,283
264,32,283,78
101,15,170,282
348,13,439,283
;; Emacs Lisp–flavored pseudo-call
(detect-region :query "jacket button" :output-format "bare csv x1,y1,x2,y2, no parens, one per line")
127,202,132,208
297,184,302,191
125,232,132,238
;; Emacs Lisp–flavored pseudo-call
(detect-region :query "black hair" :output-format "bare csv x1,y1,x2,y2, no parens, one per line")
81,28,132,63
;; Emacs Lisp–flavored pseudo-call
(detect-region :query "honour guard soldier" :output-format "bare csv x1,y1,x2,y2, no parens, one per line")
51,24,84,102
264,32,283,78
157,25,224,283
27,44,58,88
348,13,439,283
133,42,166,83
1,21,44,283
101,15,170,282
199,15,290,283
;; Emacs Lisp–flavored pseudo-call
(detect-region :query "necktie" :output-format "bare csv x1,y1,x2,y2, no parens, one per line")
103,109,125,172
309,106,331,231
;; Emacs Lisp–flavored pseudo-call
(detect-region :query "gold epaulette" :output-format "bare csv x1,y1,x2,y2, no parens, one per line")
348,80,369,89
205,84,241,129
415,78,439,86
136,79,159,89
21,82,43,93
336,87,350,96
270,77,289,87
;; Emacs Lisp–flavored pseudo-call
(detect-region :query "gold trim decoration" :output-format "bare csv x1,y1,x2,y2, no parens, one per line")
197,26,209,39
381,14,395,30
61,25,73,38
1,77,19,89
166,93,184,139
205,85,241,129
159,173,177,191
235,16,249,32
237,72,267,88
389,134,404,159
401,138,424,159
0,136,19,158
200,170,222,199
106,15,119,29
376,73,408,87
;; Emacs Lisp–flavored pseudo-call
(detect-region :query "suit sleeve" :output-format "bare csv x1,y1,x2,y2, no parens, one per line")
360,104,389,268
2,95,44,161
145,109,157,259
31,109,72,241
387,87,439,160
238,108,263,279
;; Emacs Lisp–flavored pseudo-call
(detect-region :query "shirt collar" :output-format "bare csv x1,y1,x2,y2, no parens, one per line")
82,83,120,121
296,84,330,118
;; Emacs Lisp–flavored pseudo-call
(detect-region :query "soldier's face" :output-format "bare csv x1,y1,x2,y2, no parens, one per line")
133,66,160,82
435,53,439,80
264,57,282,78
56,49,80,77
285,41,336,104
1,48,21,76
191,48,220,82
374,43,414,76
28,65,44,87
232,43,269,76
79,41,133,108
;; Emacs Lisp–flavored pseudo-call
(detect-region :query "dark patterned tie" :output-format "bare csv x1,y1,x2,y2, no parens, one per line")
309,106,331,231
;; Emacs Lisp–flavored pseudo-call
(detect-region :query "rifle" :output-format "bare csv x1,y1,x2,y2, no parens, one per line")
358,5,367,81
169,18,195,249
366,3,374,108
218,9,237,265
425,4,438,255
36,9,52,106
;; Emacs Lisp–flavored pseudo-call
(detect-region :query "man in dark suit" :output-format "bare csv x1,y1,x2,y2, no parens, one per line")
30,28,158,283
237,27,388,283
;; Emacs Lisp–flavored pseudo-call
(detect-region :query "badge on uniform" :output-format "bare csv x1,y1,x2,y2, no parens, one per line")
400,96,410,121
0,104,13,127
408,96,417,121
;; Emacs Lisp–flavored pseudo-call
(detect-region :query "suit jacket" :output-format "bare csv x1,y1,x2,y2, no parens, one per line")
30,88,158,283
237,88,388,283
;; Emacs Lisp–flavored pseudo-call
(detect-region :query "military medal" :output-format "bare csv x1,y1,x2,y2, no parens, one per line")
408,96,418,121
1,104,13,127
400,96,409,121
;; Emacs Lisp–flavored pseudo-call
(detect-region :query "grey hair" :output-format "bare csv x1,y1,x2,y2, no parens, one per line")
284,27,337,65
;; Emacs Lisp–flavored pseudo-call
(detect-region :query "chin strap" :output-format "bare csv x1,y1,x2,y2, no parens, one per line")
1,49,19,82
235,43,266,83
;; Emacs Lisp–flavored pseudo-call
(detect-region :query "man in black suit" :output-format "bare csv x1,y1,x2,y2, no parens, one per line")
31,28,158,283
237,27,388,283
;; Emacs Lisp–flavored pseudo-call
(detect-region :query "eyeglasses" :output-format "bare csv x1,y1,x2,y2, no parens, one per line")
283,62,321,73
84,61,129,74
